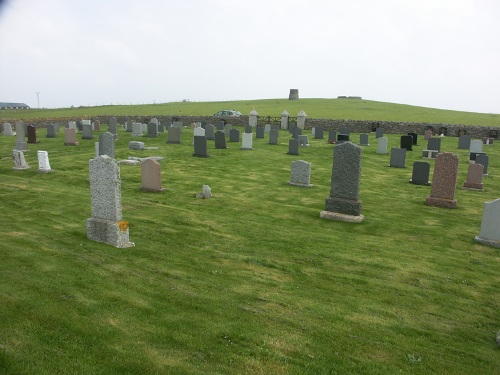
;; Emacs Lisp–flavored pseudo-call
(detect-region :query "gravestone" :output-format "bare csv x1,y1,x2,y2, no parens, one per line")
287,139,299,155
37,150,52,173
99,132,115,158
488,130,498,139
95,142,99,157
482,137,494,145
15,122,28,151
86,155,134,248
297,111,307,130
12,150,29,170
320,142,364,222
129,141,145,150
214,130,228,149
377,137,388,154
271,125,280,131
425,152,459,208
298,135,310,146
64,128,79,146
269,129,279,145
458,134,471,150
108,117,118,139
476,154,489,176
76,121,83,132
46,124,56,138
229,128,240,142
245,125,253,134
193,135,208,157
256,126,265,139
337,134,349,143
292,127,302,140
314,127,324,139
424,129,432,140
427,137,441,152
241,133,253,150
400,135,413,151
281,110,289,129
249,109,258,127
470,152,485,163
132,123,143,137
3,123,13,136
141,159,165,192
158,123,164,133
408,132,418,145
126,119,133,132
216,121,225,131
375,128,384,138
93,120,101,131
470,139,483,154
462,163,484,191
360,134,369,146
474,198,500,247
389,148,406,168
146,122,158,137
224,124,232,136
27,125,40,144
339,127,350,136
289,160,312,187
82,124,93,140
264,124,271,133
68,121,77,130
422,149,438,159
328,130,336,144
172,121,183,128
196,185,212,199
409,161,430,185
167,126,181,144
205,124,215,140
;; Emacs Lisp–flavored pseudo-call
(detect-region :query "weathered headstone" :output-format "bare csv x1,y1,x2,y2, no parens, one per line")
46,124,56,138
328,130,336,144
64,128,79,146
15,122,28,151
68,121,77,130
458,134,471,150
269,129,279,145
229,128,240,142
146,122,158,138
224,124,232,136
93,120,101,131
167,126,181,144
245,124,253,134
314,127,324,139
427,137,441,152
469,152,485,163
470,139,483,154
214,130,227,149
289,160,312,187
360,134,369,146
281,110,289,130
172,121,183,129
27,125,40,144
216,121,225,131
193,135,208,157
424,129,432,140
126,119,133,132
141,159,165,192
241,133,253,150
298,135,310,147
400,135,413,151
37,150,52,173
82,124,93,140
132,123,143,137
196,185,212,199
205,124,215,140
3,123,13,136
86,155,134,248
339,127,350,136
108,117,118,139
462,163,484,191
377,137,388,154
158,123,164,133
129,141,145,150
12,150,29,170
482,137,494,145
476,154,489,176
425,152,459,208
389,148,406,168
99,132,115,158
249,109,258,127
76,121,83,132
256,126,265,139
474,198,500,247
320,142,364,222
292,127,302,140
375,128,384,138
264,124,271,133
287,139,299,155
297,110,307,130
409,161,430,185
408,132,418,145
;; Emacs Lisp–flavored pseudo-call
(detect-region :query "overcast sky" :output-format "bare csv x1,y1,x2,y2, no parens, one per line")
1,0,499,113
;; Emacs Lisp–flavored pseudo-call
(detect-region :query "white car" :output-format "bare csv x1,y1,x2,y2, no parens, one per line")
213,110,241,117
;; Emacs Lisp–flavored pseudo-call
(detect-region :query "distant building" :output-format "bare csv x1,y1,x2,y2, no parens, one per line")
0,102,30,109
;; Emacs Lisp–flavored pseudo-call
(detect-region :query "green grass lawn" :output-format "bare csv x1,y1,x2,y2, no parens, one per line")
2,98,500,126
0,124,499,374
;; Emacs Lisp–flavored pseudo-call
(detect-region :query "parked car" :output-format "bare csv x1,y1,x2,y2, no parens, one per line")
213,110,241,117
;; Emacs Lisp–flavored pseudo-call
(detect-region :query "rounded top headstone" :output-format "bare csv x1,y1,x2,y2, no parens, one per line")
249,109,258,116
281,110,289,116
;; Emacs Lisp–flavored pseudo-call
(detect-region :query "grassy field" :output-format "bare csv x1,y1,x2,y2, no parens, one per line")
0,124,499,374
2,98,500,126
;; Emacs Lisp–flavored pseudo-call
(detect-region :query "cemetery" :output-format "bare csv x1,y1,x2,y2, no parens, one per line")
0,112,499,374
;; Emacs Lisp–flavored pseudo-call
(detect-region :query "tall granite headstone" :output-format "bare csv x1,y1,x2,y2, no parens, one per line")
12,150,29,170
167,126,181,144
389,148,406,168
475,198,500,248
409,161,430,185
425,152,459,208
269,129,279,145
462,163,484,191
99,132,115,158
193,136,208,157
15,122,28,151
214,130,227,149
476,154,489,176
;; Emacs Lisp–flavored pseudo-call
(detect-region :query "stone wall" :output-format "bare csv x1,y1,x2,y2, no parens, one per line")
4,115,499,138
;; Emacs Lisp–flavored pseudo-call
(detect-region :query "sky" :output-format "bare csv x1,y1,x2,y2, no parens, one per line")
0,0,499,113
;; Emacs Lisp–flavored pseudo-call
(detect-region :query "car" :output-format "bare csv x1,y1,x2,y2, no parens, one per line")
213,110,241,117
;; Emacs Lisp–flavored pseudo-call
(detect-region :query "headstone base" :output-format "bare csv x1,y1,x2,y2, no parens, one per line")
38,168,52,174
474,236,500,248
425,196,457,208
462,183,483,191
65,142,80,146
320,211,365,223
15,141,28,151
140,186,166,192
409,179,430,186
241,147,253,150
86,218,135,248
324,197,362,216
289,182,313,188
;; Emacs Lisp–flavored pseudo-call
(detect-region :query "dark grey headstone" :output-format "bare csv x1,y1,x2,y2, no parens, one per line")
408,132,418,145
167,126,181,144
245,125,253,133
146,122,158,137
360,134,369,146
328,130,336,144
193,135,208,157
216,121,225,131
323,142,362,217
314,127,324,139
470,152,485,162
288,124,297,135
427,137,441,152
375,128,384,138
339,127,350,136
205,124,215,140
292,127,302,140
82,124,93,140
158,123,164,133
256,126,265,139
46,124,56,138
337,134,349,143
476,154,489,176
269,129,279,145
400,135,413,151
410,161,431,185
458,135,471,150
389,148,406,168
229,128,240,142
125,119,133,132
287,139,299,155
99,132,115,158
214,130,227,149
